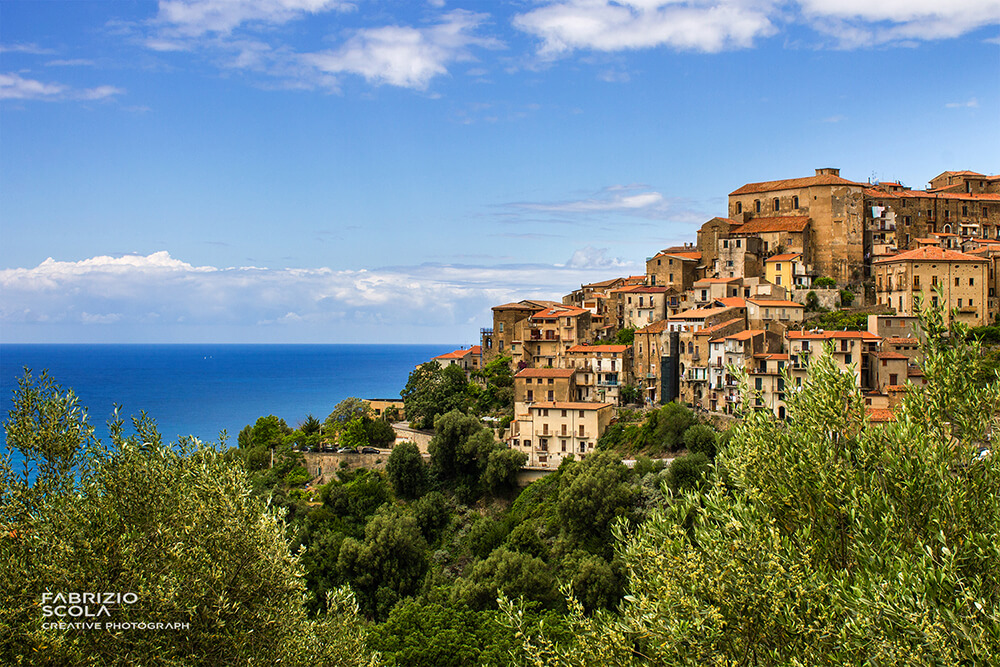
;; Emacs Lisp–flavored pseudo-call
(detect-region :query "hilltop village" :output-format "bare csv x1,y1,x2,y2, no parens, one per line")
429,167,1000,467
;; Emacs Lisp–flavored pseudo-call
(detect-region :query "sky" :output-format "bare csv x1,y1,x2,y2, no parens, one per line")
1,0,998,344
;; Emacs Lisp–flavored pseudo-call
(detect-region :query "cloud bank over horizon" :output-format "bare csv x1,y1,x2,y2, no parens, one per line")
0,251,638,343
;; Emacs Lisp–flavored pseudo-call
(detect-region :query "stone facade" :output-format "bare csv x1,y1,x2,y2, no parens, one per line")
873,246,990,326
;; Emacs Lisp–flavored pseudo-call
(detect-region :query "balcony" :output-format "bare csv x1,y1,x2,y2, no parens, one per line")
597,379,619,387
645,372,657,379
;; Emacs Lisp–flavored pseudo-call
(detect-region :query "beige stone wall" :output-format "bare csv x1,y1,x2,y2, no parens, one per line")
875,260,989,325
302,451,390,485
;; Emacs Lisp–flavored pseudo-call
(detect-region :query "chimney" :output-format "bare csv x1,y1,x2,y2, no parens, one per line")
816,167,840,177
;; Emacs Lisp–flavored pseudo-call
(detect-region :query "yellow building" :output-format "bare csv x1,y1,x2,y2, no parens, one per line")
508,401,614,468
873,246,990,326
763,252,812,288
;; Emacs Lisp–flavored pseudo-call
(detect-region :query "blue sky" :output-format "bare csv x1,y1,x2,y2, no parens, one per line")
1,0,998,343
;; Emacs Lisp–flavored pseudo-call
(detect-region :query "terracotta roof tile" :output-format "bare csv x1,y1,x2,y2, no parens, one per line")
747,298,804,308
635,320,672,334
874,246,985,264
694,318,746,337
764,253,802,262
731,216,810,234
730,174,864,196
866,408,897,423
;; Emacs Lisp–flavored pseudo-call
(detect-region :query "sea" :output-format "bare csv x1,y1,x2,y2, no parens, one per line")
0,344,456,452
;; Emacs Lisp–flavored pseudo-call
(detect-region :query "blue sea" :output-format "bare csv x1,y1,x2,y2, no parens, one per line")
0,344,455,451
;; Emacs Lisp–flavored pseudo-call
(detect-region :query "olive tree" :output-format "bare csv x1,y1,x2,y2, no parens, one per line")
1,371,378,666
502,305,1000,665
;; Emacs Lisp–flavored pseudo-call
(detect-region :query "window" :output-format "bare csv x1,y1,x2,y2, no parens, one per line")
793,195,799,209
755,199,761,213
775,263,782,271
547,390,554,400
958,299,963,307
527,390,533,401
773,198,780,211
579,424,585,436
736,202,742,214
548,378,554,384
904,215,911,225
845,354,852,364
889,373,898,385
983,207,989,218
955,277,960,287
561,440,567,452
723,239,729,248
962,205,968,217
578,410,585,418
945,210,950,220
970,277,975,286
561,409,567,417
736,239,741,248
657,259,661,265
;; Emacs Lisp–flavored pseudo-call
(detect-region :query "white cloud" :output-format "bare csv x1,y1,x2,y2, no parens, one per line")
0,251,639,341
507,184,704,222
562,246,629,270
0,72,124,101
513,1,778,56
513,1,1000,55
796,0,1000,47
0,43,56,54
45,59,96,67
945,98,979,108
303,10,498,89
154,0,350,38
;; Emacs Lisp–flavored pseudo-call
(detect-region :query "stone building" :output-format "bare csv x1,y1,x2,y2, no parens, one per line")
508,400,614,467
872,246,990,326
482,300,560,363
726,168,867,284
646,246,701,290
563,344,632,405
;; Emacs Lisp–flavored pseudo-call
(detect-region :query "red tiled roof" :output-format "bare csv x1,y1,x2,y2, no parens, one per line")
874,246,985,264
866,408,897,423
753,353,790,360
695,277,742,284
886,385,909,392
566,344,629,353
764,253,802,262
516,368,576,378
636,320,672,334
469,345,482,355
530,305,589,320
715,297,748,308
908,367,925,376
435,348,471,360
730,174,865,196
731,216,810,234
695,318,746,337
725,329,765,341
747,298,804,308
877,350,909,360
583,277,624,288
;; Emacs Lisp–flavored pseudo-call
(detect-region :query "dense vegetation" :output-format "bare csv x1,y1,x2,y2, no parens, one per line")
3,305,997,665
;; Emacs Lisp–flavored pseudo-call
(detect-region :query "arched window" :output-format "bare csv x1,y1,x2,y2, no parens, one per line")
792,195,799,209
754,199,761,213
736,201,742,214
773,197,780,212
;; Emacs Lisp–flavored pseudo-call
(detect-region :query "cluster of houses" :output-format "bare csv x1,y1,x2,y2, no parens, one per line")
430,168,1000,467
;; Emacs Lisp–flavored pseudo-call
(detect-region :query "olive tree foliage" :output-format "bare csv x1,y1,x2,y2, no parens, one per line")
385,441,428,500
503,306,1000,665
0,371,378,666
401,362,471,430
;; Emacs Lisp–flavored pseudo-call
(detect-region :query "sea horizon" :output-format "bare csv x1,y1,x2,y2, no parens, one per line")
0,343,458,452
